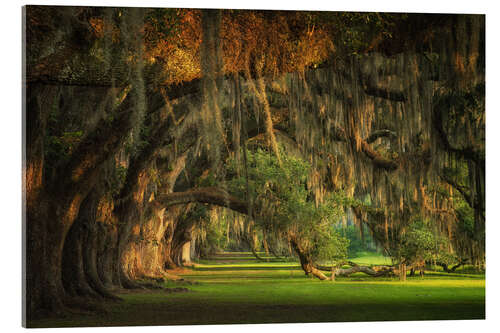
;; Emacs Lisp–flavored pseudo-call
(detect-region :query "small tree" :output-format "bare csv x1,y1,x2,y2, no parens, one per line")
227,147,349,279
394,219,447,278
314,228,349,280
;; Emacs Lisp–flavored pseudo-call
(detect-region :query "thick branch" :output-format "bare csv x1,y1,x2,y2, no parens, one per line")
433,107,483,165
332,126,399,171
359,140,398,170
157,187,248,215
54,90,135,196
289,235,329,280
365,129,397,144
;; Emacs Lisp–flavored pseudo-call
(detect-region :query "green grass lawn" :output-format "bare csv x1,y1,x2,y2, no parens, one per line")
29,252,485,327
348,251,393,266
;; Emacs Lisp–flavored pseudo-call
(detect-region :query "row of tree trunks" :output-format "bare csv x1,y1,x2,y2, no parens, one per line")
25,81,139,319
244,232,268,261
122,205,190,277
117,149,198,280
25,84,200,321
59,189,200,311
25,8,249,322
62,191,123,301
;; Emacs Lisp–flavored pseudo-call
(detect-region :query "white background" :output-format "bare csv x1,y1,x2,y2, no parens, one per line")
1,0,498,332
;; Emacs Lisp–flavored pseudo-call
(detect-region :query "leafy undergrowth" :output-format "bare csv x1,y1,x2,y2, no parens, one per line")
29,252,485,328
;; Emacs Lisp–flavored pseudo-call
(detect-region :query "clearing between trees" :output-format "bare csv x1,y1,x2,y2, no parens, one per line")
29,252,485,328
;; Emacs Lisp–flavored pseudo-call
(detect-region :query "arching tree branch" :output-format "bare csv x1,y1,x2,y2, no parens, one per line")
157,187,249,216
365,129,397,144
332,126,399,171
433,106,484,165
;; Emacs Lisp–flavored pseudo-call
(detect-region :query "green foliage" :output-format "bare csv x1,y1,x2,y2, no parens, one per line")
436,252,461,267
455,199,474,235
395,218,447,264
442,163,478,242
197,173,218,187
200,226,226,256
312,227,349,264
340,225,377,257
227,147,348,263
192,205,228,257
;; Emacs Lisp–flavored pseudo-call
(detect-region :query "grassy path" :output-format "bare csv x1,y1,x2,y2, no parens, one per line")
29,252,485,327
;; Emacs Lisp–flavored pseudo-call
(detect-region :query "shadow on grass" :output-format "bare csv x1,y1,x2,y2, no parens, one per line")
28,297,485,328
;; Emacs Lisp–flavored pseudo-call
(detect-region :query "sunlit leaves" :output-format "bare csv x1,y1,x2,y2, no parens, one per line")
394,218,448,264
226,147,348,262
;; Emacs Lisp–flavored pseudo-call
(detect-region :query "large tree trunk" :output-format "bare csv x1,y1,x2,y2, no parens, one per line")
97,226,119,288
168,204,199,267
63,191,122,300
83,221,122,300
112,133,190,283
63,213,100,298
25,85,55,320
163,220,178,269
399,262,407,281
26,205,68,320
27,195,84,320
181,242,192,265
289,235,329,280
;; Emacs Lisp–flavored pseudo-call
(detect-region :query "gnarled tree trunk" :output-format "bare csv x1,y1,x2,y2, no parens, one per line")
289,235,329,280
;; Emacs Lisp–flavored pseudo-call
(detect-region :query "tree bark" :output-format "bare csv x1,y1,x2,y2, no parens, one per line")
181,242,192,265
97,226,119,288
83,221,122,300
289,235,329,280
63,213,101,299
399,262,407,281
243,232,267,261
158,187,248,215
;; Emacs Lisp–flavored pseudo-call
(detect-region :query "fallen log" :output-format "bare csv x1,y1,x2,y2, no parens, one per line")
315,261,395,278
